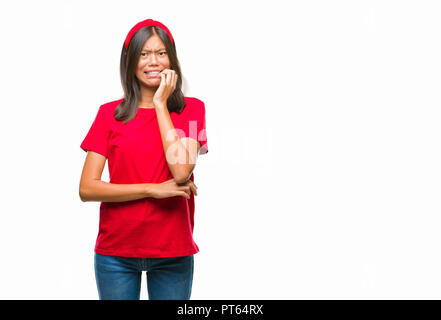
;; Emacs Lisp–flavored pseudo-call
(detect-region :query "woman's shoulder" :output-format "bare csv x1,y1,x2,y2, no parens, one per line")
183,96,205,114
184,96,204,105
99,97,203,110
184,97,203,103
99,98,124,113
97,97,204,115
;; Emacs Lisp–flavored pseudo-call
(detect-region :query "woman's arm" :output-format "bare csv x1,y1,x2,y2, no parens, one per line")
79,180,154,203
79,151,153,202
79,151,196,202
153,70,200,184
155,104,200,184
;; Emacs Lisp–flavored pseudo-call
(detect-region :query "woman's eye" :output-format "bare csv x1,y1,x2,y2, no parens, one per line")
141,52,166,57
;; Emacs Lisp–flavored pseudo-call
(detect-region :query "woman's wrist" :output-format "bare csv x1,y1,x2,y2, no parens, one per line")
154,102,167,110
144,183,155,198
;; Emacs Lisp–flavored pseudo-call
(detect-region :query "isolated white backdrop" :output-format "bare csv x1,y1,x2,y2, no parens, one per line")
0,0,440,299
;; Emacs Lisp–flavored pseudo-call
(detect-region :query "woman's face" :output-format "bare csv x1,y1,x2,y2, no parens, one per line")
136,34,170,87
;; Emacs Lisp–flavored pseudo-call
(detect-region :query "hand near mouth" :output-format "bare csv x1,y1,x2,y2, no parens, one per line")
153,68,178,108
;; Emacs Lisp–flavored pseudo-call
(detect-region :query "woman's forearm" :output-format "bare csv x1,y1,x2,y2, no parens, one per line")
155,104,194,183
79,180,154,203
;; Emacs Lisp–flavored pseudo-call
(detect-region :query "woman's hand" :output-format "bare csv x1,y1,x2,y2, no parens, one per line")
150,178,197,200
153,69,178,107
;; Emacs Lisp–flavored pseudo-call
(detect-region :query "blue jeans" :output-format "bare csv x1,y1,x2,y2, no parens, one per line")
94,252,194,300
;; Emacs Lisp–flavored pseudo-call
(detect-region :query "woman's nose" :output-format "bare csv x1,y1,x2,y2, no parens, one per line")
148,53,159,64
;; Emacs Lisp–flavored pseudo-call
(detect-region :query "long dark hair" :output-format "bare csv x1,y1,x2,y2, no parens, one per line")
115,26,186,124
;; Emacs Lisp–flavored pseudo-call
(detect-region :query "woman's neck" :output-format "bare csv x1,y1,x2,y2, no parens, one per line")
139,86,156,108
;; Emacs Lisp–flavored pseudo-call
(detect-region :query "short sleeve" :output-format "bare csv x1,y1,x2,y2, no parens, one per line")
80,105,110,158
181,99,208,155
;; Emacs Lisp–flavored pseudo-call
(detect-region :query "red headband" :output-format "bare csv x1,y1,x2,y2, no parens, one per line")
124,19,174,51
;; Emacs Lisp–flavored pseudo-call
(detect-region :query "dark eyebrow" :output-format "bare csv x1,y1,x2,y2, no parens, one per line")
141,48,166,52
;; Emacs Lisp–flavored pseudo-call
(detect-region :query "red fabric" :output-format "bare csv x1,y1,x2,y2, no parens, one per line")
124,19,174,50
80,97,208,258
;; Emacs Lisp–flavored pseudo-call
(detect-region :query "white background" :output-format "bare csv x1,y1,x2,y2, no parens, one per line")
0,0,440,299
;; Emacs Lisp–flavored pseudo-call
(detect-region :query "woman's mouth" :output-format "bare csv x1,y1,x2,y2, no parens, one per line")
144,71,161,78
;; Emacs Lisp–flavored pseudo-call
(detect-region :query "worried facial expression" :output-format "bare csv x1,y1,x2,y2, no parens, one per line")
136,34,171,87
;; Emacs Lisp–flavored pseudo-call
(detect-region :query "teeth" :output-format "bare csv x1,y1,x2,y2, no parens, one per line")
146,71,160,74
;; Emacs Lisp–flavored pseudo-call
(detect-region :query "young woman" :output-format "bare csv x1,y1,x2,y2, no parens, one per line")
79,19,208,300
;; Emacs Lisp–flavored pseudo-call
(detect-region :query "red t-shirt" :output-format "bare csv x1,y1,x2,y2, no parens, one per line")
80,97,208,258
